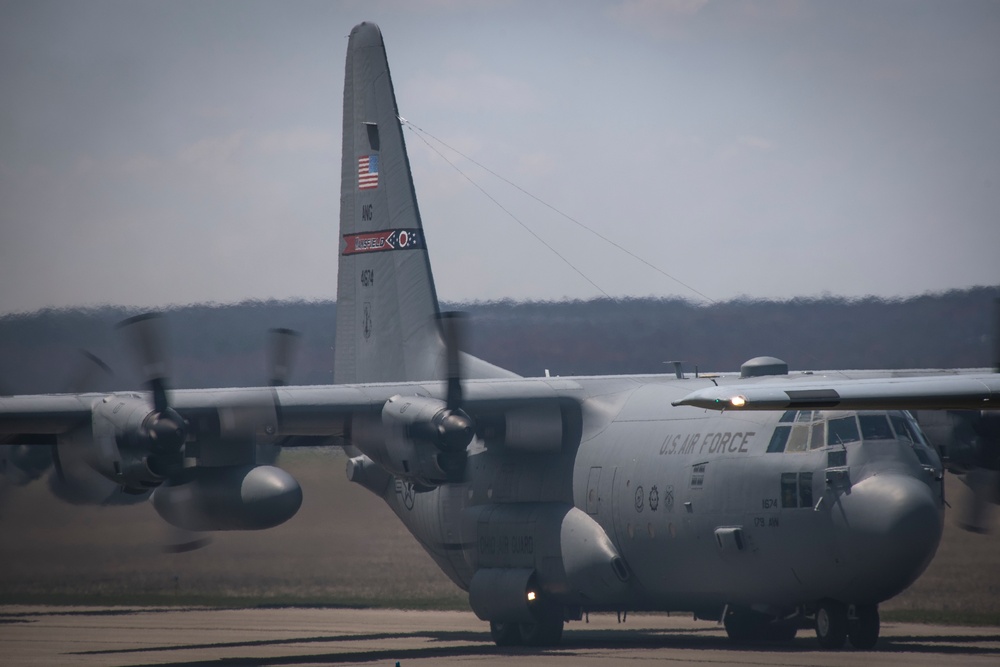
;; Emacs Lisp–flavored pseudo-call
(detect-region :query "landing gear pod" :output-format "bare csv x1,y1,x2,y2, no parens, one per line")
151,465,302,531
466,503,630,602
469,567,538,623
469,568,564,647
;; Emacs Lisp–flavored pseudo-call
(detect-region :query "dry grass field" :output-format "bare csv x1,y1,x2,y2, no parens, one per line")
1,449,998,623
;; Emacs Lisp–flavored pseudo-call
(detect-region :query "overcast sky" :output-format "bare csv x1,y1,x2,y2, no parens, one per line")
1,0,998,314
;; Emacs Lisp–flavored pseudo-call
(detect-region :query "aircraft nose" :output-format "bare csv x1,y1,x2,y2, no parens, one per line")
834,474,943,602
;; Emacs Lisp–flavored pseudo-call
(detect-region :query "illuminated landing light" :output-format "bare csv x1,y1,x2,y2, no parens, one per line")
730,395,747,408
527,590,537,602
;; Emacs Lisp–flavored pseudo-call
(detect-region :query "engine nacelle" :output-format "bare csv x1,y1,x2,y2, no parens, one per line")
151,465,302,531
352,395,472,487
86,394,178,491
40,420,150,505
51,390,291,502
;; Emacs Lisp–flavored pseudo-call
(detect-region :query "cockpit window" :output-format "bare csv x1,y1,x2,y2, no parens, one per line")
859,414,894,440
891,412,931,447
767,426,791,453
889,415,913,443
912,445,933,466
899,412,941,468
770,411,837,453
786,424,810,452
828,416,860,446
904,412,931,447
810,422,826,450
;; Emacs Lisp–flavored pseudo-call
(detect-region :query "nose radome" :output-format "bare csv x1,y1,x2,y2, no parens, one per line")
833,474,943,603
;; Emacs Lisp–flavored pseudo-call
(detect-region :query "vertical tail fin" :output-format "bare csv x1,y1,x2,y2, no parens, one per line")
334,23,513,384
335,22,442,384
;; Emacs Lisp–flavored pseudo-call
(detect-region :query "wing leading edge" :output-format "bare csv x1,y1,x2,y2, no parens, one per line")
672,373,1000,411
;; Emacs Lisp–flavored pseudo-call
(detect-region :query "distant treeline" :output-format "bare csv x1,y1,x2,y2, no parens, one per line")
0,286,997,394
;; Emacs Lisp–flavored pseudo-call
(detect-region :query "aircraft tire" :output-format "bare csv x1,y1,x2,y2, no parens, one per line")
815,600,848,650
764,622,797,643
489,621,521,647
518,606,564,646
724,609,796,643
848,604,880,650
723,611,756,643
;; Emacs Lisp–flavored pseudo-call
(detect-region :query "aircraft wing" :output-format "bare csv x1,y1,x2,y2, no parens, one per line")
0,377,584,442
672,373,1000,411
0,394,94,436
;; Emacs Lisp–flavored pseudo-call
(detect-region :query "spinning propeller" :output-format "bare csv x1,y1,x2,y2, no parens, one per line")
953,297,1000,533
117,313,188,478
267,328,301,387
435,312,475,481
116,313,303,550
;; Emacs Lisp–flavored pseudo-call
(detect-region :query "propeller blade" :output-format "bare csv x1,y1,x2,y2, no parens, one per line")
267,328,301,387
435,312,473,483
958,467,997,533
162,526,213,553
116,312,188,476
439,311,466,411
117,313,171,412
68,350,114,394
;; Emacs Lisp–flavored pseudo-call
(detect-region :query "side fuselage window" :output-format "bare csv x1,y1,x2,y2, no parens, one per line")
780,472,814,509
798,472,814,507
781,472,798,507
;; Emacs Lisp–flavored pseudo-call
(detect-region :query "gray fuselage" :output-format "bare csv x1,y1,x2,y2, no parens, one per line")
375,374,944,617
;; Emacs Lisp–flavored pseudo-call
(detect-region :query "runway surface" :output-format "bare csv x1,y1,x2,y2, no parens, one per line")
3,605,999,667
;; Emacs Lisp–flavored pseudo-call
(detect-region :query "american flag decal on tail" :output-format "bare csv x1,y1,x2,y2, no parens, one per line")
358,154,379,190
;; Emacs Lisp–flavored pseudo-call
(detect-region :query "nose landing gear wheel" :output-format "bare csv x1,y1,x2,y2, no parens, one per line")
848,604,880,650
815,600,848,649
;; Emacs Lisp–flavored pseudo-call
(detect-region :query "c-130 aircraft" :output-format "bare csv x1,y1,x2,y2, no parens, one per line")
2,22,999,651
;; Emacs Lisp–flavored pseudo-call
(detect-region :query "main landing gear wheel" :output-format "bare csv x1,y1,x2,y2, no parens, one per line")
765,622,798,642
489,621,520,647
848,604,880,650
489,607,564,648
815,600,848,649
723,610,757,643
518,606,564,646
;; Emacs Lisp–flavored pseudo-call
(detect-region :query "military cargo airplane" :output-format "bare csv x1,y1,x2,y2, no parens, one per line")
2,22,999,650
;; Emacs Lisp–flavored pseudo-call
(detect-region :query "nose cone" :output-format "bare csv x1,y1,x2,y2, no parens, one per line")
834,474,943,603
